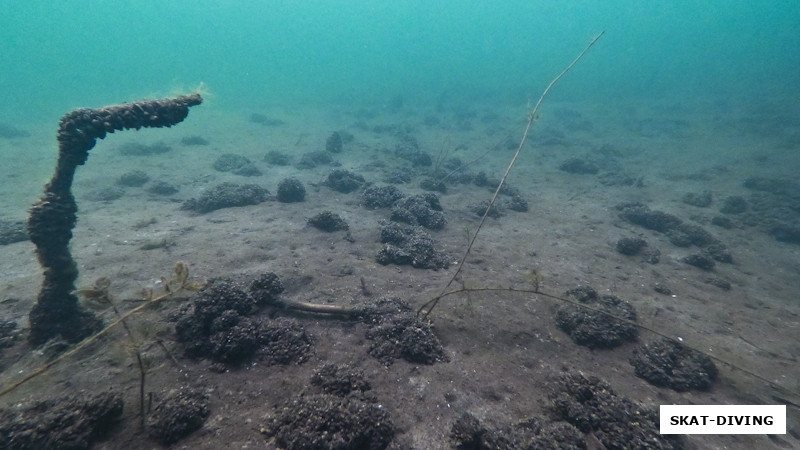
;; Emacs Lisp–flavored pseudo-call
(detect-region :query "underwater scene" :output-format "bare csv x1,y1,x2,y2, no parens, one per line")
0,1,798,449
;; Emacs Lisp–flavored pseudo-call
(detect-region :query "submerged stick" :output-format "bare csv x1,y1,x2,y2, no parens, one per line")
27,94,203,346
1,269,195,397
418,33,604,318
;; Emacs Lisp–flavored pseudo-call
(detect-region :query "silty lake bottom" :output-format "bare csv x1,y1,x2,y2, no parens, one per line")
0,91,798,448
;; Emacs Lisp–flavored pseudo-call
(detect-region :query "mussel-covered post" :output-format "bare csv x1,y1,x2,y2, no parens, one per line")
27,94,203,346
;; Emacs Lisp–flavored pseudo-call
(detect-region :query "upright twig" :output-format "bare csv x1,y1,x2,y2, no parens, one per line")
418,32,604,318
0,262,200,397
105,298,148,430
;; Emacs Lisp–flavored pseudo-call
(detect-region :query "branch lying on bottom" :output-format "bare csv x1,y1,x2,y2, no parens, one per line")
277,299,358,317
